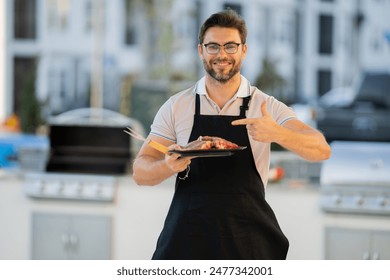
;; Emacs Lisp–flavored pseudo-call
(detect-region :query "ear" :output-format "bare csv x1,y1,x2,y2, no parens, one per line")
241,43,248,58
198,44,204,59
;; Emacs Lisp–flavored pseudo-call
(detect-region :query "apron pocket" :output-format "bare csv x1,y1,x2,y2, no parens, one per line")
186,193,250,238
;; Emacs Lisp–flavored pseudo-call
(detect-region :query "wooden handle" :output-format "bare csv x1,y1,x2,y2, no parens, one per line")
147,140,169,154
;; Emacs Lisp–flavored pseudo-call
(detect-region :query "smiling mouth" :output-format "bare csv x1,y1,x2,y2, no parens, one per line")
215,62,230,66
213,60,231,67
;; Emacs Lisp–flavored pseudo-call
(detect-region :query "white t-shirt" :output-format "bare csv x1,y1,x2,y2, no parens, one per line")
150,75,297,187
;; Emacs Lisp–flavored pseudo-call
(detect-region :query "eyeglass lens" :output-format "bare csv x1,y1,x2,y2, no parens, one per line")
204,43,240,54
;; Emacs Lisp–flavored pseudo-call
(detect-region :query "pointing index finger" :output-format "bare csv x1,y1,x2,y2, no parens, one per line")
231,118,256,126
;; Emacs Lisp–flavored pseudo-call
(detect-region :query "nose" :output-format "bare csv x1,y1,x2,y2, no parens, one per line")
216,46,229,57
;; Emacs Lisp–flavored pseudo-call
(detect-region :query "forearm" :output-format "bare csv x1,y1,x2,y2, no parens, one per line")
276,126,331,162
132,155,175,186
231,101,331,162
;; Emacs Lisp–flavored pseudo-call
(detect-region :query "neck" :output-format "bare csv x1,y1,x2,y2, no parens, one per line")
205,74,241,108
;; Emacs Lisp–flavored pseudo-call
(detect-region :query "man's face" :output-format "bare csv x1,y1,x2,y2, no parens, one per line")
198,27,247,83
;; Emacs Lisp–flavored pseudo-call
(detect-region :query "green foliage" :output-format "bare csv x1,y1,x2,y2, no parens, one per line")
254,58,286,97
20,68,42,134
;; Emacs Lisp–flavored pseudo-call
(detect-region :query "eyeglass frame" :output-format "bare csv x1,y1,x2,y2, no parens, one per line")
202,42,243,54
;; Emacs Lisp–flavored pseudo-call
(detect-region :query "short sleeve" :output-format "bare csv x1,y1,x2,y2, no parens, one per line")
267,95,297,125
150,98,176,142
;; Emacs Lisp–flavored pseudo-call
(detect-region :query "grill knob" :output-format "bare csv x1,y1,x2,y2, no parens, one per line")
32,180,44,193
332,194,342,205
377,197,388,207
355,195,365,206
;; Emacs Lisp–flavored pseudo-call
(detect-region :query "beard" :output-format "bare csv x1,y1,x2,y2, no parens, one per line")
202,58,241,84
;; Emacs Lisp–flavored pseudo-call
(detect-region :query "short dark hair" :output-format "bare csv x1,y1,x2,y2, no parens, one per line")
198,9,247,44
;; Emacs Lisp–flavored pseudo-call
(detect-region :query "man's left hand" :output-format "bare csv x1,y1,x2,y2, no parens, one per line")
231,101,282,143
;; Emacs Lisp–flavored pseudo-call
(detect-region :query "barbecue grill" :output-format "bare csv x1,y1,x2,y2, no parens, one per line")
23,108,144,201
46,108,144,174
320,141,390,215
320,141,390,260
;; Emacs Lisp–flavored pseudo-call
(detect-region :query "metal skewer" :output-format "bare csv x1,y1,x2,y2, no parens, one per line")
123,127,146,141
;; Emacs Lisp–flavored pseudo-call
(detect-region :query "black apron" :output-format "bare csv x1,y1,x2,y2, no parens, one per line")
152,93,289,260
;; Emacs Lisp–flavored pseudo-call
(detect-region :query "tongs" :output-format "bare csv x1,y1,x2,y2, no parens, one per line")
124,127,169,154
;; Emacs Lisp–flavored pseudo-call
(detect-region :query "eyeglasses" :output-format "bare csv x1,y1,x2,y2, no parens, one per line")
202,42,242,54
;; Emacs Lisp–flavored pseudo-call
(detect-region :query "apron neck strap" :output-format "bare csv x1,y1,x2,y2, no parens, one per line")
195,93,201,115
195,94,251,117
239,96,251,118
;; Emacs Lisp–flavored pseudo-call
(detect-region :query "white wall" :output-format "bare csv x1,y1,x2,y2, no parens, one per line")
0,0,6,121
0,175,175,260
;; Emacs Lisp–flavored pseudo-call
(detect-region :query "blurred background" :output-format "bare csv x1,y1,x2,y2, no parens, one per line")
1,0,390,261
1,0,389,133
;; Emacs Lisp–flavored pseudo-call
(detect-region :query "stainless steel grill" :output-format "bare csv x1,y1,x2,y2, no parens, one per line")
45,108,144,175
23,108,144,202
320,141,390,215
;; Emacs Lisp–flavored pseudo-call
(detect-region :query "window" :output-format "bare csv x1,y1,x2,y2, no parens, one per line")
318,14,333,54
59,71,67,99
13,0,37,39
195,0,202,45
294,10,302,54
279,16,293,45
85,0,105,33
124,0,137,45
85,0,93,32
47,0,71,31
13,57,37,115
317,69,332,96
223,3,242,15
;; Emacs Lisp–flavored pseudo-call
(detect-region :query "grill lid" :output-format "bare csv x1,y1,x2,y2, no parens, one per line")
320,141,390,187
46,108,144,175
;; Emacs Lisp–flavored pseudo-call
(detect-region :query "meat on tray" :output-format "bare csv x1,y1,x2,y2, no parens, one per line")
179,136,239,150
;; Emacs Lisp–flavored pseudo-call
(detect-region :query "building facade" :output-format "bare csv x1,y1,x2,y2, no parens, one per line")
1,0,390,125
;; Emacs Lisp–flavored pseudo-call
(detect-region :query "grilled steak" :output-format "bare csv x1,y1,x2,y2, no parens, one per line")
180,136,239,150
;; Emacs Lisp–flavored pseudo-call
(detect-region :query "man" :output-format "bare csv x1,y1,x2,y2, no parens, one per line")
132,9,331,260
